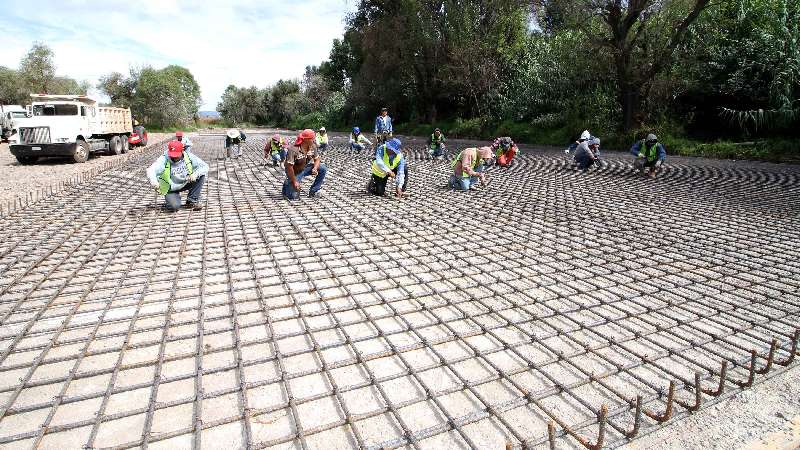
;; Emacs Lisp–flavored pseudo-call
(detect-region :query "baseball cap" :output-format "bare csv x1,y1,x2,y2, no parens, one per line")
175,131,184,138
386,138,402,153
294,129,316,146
167,140,184,158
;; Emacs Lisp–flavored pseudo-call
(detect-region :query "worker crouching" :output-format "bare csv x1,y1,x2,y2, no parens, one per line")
283,129,327,200
449,146,494,191
147,140,209,211
368,138,408,198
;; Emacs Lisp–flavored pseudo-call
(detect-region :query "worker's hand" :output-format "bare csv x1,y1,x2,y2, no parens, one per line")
479,173,486,185
637,153,645,158
395,187,403,198
292,180,301,191
655,160,663,167
387,170,395,178
311,167,318,176
153,185,161,194
188,173,198,182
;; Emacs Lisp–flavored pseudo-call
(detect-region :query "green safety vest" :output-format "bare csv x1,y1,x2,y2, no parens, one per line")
159,153,194,195
451,149,480,178
371,145,402,178
316,134,329,145
640,140,659,162
270,139,284,154
431,133,444,145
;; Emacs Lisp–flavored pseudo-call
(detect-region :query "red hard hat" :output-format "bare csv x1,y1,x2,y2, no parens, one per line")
294,129,316,146
175,131,184,137
167,140,184,158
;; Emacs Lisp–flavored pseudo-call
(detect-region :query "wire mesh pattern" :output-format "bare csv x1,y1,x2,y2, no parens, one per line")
0,134,798,450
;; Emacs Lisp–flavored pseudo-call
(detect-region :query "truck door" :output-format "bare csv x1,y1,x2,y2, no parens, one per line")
81,105,97,135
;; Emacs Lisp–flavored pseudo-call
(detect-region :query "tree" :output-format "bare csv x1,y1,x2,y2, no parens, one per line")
19,42,56,94
97,70,137,107
132,65,202,127
548,0,712,131
0,67,27,104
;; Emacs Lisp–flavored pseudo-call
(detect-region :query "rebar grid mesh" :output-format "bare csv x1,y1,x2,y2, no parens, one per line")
0,135,797,450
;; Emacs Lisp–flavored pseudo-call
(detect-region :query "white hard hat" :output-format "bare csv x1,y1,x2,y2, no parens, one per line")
226,129,239,139
590,137,600,146
580,130,591,140
319,127,326,132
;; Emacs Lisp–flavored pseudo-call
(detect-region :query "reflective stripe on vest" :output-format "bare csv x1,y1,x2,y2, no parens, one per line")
159,154,194,195
316,134,329,145
450,149,479,178
371,145,401,178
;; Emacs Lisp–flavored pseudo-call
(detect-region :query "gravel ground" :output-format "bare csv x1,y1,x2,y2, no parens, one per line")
0,133,170,207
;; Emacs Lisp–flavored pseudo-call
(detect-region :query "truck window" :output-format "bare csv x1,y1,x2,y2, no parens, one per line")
10,112,27,118
33,104,79,116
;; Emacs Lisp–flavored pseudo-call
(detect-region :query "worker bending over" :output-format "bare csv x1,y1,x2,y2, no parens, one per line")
368,138,408,198
630,134,666,178
283,129,327,199
449,146,494,191
265,134,288,166
492,137,518,167
350,127,373,151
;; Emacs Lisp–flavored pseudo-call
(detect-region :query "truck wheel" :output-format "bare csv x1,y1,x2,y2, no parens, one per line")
74,140,90,163
109,135,122,155
120,136,130,153
16,155,38,165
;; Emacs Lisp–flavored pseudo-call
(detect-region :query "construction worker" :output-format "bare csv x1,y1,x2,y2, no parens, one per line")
264,134,288,166
374,107,393,144
350,127,373,151
283,129,327,200
428,128,446,159
316,127,329,152
449,146,494,191
147,140,209,211
492,137,518,167
630,133,666,177
368,138,408,198
175,131,192,151
225,129,247,158
574,137,601,171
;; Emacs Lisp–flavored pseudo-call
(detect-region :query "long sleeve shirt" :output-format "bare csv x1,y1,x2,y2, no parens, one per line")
573,141,596,160
454,148,480,178
146,151,209,192
374,146,405,187
374,115,393,134
350,133,372,145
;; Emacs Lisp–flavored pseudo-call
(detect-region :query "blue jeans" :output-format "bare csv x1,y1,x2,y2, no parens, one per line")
165,175,205,210
430,144,445,157
351,143,364,151
449,164,484,191
282,164,328,200
271,150,287,163
226,144,240,158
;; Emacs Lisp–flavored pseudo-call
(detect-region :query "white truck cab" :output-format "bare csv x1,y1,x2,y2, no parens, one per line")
9,94,133,164
0,105,26,140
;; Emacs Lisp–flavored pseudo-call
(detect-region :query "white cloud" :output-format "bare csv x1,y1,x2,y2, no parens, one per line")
0,0,352,110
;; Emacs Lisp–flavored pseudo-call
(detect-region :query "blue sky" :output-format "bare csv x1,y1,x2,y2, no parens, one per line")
0,0,353,110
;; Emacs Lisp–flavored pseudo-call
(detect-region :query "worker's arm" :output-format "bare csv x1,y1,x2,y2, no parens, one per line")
462,151,479,177
374,147,392,175
657,144,667,161
395,158,406,187
285,161,299,189
387,117,393,134
146,155,166,186
188,153,209,177
312,155,321,175
630,141,642,157
362,136,373,145
374,117,380,134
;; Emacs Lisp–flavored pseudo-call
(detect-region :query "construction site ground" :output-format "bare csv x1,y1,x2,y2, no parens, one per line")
0,131,798,449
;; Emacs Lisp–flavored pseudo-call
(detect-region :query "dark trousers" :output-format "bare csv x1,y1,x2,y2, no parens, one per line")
575,153,596,170
370,166,408,196
165,175,206,210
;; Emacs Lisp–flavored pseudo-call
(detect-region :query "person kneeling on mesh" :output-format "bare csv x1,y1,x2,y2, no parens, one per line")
630,134,666,178
283,129,327,200
147,140,209,211
449,146,494,191
368,138,408,199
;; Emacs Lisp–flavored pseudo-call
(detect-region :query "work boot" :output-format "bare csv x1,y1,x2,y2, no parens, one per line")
185,201,204,211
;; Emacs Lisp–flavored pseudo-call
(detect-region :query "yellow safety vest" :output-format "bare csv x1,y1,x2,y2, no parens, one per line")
371,146,402,178
451,149,479,178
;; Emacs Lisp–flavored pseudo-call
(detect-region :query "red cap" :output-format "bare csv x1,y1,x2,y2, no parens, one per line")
167,140,184,158
175,131,184,137
294,129,316,146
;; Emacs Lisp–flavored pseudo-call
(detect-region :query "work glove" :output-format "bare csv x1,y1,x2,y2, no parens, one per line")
637,153,645,158
655,160,663,167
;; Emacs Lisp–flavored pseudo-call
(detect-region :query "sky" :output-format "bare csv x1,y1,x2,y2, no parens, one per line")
0,0,353,110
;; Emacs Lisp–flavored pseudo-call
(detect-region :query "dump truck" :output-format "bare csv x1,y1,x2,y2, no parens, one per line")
1,105,26,141
8,94,133,164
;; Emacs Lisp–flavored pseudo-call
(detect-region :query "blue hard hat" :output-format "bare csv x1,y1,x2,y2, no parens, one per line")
386,138,402,152
353,127,360,134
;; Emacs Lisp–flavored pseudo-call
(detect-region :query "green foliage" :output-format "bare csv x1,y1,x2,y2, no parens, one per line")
0,67,27,104
19,42,56,94
130,65,201,128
